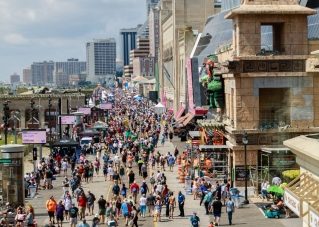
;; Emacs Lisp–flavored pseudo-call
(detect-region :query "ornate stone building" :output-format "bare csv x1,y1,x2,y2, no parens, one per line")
218,0,318,186
0,93,85,130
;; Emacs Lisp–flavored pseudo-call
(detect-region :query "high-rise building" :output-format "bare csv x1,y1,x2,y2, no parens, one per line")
55,71,69,87
86,38,116,83
147,0,160,16
120,27,139,66
149,6,160,60
22,68,32,84
31,61,54,85
53,58,86,85
10,73,20,85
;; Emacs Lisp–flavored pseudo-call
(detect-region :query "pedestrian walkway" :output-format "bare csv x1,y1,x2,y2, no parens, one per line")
156,139,298,227
24,148,114,226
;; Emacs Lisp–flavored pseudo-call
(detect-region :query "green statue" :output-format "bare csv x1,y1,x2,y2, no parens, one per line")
200,54,224,121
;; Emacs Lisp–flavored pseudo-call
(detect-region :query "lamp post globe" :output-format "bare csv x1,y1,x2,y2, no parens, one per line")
242,132,249,204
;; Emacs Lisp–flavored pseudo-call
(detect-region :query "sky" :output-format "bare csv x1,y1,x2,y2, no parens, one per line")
0,0,146,82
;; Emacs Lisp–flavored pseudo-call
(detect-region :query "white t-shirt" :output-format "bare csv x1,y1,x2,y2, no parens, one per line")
108,167,114,176
61,161,68,170
139,197,147,206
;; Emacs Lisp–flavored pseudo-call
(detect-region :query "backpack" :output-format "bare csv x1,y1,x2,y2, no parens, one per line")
150,177,155,184
113,185,120,194
141,187,145,194
191,216,199,226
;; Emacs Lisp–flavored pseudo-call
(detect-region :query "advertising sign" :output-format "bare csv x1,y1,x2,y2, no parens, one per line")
186,58,195,114
284,190,300,216
235,166,250,181
309,209,319,227
99,103,112,110
78,107,91,115
22,130,47,144
60,115,76,125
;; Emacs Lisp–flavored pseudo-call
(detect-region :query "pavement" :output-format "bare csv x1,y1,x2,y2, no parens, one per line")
23,138,302,227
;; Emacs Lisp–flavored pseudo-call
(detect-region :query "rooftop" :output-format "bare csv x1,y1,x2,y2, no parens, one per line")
284,134,319,161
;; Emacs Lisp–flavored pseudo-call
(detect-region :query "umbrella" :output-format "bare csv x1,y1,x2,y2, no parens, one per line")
267,185,284,196
272,177,282,185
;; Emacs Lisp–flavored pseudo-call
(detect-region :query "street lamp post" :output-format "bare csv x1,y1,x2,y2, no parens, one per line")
242,131,249,204
48,95,52,149
3,101,10,145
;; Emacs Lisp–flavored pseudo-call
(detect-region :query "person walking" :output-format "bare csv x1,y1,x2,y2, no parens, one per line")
203,189,213,215
77,219,89,227
212,197,222,226
97,195,107,224
64,193,72,221
169,192,176,219
190,212,200,227
178,191,185,217
139,194,147,218
86,190,96,215
77,192,87,220
226,197,235,225
130,181,140,204
46,196,57,224
69,203,79,227
56,200,65,227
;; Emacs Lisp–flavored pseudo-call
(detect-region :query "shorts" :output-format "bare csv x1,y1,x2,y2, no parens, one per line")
123,212,129,217
79,206,86,214
48,211,55,218
99,209,106,215
140,205,146,213
213,212,221,217
70,217,77,224
57,215,64,221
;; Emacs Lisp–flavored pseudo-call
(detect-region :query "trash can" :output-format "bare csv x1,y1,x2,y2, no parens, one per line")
185,176,192,195
29,185,37,198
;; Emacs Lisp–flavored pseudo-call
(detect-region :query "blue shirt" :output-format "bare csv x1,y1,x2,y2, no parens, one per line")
178,194,185,203
121,202,128,214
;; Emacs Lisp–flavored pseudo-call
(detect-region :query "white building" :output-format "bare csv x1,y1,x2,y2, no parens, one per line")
86,39,116,83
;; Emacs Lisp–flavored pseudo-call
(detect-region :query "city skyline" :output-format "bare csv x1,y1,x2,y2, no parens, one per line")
0,0,146,82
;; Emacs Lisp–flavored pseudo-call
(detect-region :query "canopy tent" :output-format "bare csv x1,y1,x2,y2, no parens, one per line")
154,102,166,114
147,78,156,84
132,76,150,84
93,121,108,129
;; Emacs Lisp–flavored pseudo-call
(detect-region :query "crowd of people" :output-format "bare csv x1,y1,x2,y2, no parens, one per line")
3,88,253,227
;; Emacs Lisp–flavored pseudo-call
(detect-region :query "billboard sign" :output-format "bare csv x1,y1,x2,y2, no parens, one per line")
22,129,47,144
60,115,76,125
99,103,112,110
78,107,91,115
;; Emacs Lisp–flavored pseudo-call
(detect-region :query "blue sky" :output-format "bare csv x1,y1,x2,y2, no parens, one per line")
0,0,146,82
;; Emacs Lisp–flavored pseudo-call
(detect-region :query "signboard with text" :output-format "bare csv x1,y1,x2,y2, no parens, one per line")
78,107,91,115
284,190,300,216
235,166,250,181
22,130,47,144
99,103,112,110
60,115,76,125
309,209,319,227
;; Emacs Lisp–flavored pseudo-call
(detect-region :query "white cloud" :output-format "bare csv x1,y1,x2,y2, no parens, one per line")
3,33,29,45
0,0,146,80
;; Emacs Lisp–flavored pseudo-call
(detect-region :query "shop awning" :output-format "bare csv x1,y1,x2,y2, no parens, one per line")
175,106,185,120
199,145,229,150
176,113,190,124
284,173,319,217
189,131,200,138
180,113,195,127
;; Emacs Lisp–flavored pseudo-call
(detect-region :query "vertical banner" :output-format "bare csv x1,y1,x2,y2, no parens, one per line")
186,58,195,114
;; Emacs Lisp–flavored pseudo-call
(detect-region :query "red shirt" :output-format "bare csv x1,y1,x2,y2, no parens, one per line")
78,195,87,207
130,183,139,193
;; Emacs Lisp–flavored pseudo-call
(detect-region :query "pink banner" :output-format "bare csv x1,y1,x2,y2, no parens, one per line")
186,58,195,114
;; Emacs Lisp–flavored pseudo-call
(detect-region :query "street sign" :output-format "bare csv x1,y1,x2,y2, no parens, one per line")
0,159,12,164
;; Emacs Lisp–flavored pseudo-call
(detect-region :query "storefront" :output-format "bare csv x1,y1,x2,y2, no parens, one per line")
284,134,319,227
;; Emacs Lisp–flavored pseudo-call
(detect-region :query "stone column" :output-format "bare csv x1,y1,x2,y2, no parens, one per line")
0,144,25,206
19,108,26,129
